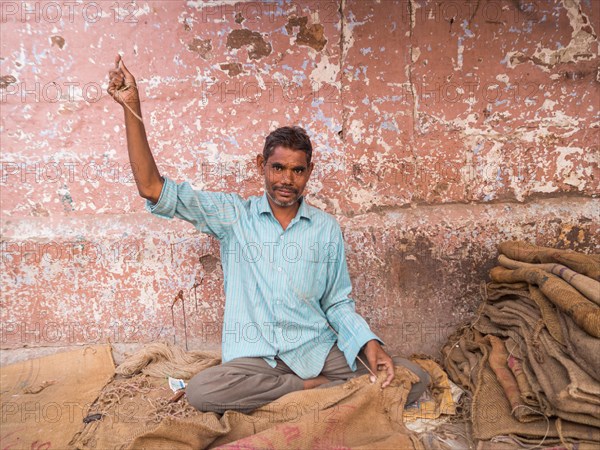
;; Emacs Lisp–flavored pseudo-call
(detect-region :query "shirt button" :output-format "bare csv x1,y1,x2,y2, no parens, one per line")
276,300,281,305
279,235,284,240
277,267,282,272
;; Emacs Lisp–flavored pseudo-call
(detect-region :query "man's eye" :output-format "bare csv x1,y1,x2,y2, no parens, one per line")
273,166,283,171
294,168,304,174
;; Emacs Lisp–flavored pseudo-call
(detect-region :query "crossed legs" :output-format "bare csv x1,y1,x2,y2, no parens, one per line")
186,345,430,414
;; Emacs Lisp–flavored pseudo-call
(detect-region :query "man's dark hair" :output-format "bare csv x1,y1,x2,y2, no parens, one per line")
262,126,313,164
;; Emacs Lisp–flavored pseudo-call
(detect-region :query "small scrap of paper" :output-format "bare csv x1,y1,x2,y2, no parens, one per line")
168,377,187,393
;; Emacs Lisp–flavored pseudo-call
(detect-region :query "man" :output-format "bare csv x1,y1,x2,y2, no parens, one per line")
107,55,429,414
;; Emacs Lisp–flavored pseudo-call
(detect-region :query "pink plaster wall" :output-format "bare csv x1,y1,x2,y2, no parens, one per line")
1,0,598,358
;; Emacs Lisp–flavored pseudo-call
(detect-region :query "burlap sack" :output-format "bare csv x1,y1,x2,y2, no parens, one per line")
472,346,600,444
498,241,600,280
482,298,600,419
477,437,600,450
442,326,482,391
70,343,430,450
445,325,599,443
489,266,600,337
527,285,566,344
486,335,538,423
498,255,600,305
474,301,549,414
558,312,600,382
526,329,600,425
443,242,600,447
0,346,115,450
505,352,537,406
129,368,423,449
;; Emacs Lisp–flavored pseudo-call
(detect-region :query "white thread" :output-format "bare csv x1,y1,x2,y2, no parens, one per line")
115,83,144,123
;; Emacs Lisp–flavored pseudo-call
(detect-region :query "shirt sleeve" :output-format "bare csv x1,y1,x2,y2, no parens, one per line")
145,176,241,240
319,222,384,371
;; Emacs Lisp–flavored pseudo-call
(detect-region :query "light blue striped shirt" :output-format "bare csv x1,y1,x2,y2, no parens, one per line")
147,176,382,379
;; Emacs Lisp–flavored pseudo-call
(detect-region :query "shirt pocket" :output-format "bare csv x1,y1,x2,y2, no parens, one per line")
285,256,327,302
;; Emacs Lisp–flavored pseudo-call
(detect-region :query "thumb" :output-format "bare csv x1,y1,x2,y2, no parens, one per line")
118,57,135,82
366,355,377,384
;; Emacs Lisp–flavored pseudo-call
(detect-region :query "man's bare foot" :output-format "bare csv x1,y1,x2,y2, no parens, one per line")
303,375,330,390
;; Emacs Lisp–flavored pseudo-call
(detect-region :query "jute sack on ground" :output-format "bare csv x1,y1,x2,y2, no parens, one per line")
484,282,566,342
497,241,600,281
125,366,422,449
442,322,547,417
442,326,483,392
486,298,599,414
486,274,600,403
443,325,584,443
472,341,600,445
476,436,600,450
558,311,600,382
0,345,115,450
472,299,547,408
476,297,600,424
71,343,430,450
505,350,537,407
469,314,547,413
498,254,600,305
485,282,566,345
485,335,539,423
489,266,600,337
445,290,600,431
525,328,600,425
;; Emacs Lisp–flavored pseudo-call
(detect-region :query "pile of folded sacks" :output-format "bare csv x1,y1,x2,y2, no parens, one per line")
442,241,600,449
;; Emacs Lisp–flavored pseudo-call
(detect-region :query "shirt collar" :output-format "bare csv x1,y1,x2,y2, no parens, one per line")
258,192,313,221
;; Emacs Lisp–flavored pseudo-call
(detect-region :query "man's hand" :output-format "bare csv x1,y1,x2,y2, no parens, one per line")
363,340,395,388
106,54,161,200
107,55,139,107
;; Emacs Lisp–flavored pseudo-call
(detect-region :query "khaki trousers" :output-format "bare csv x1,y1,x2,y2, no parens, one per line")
186,344,430,414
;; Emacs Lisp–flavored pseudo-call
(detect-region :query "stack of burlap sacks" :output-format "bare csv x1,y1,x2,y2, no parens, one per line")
442,241,600,448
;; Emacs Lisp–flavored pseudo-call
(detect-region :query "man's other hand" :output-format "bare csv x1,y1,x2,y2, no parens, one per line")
363,340,395,388
107,55,139,106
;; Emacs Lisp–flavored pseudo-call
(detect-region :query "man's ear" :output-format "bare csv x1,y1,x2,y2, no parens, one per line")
256,154,265,175
307,161,315,178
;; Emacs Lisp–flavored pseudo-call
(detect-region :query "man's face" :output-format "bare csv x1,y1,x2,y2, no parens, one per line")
257,146,314,207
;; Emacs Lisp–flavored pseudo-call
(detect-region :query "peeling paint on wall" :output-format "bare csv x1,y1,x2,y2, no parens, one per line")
226,29,272,60
506,0,598,70
286,16,328,51
187,37,213,59
0,0,598,357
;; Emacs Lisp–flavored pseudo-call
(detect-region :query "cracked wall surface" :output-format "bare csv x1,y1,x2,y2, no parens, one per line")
1,0,598,359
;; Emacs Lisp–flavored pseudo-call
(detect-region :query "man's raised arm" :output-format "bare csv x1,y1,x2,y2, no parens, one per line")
107,54,163,203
